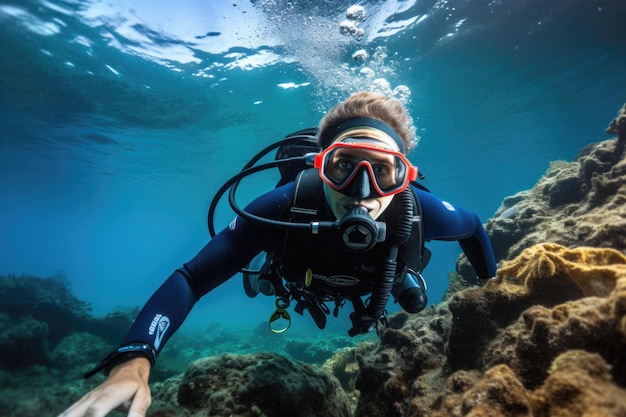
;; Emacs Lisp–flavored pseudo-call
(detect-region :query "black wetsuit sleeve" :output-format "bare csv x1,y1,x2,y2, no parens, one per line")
118,184,295,360
415,187,497,279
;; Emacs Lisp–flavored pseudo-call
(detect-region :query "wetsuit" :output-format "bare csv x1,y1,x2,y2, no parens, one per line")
116,182,496,362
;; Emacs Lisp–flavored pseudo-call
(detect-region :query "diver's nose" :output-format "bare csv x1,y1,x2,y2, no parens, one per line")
343,166,377,198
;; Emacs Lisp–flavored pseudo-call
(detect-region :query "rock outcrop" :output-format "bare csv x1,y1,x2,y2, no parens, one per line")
350,245,626,416
0,274,135,370
458,103,626,281
151,352,352,417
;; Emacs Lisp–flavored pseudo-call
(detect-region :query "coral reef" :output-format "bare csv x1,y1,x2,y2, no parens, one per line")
606,102,626,135
284,335,356,364
445,244,626,374
0,274,136,368
0,313,49,368
530,350,626,416
483,250,626,389
353,305,452,417
428,350,626,417
321,341,377,393
350,246,626,416
495,243,626,298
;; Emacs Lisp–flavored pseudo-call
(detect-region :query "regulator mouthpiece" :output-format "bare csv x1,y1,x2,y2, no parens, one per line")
338,207,386,252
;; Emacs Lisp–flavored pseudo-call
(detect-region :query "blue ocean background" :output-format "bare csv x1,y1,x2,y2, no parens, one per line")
1,0,625,338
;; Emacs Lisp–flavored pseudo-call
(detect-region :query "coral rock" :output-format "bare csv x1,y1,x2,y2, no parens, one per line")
0,314,48,368
352,305,452,417
175,352,351,417
530,350,626,416
455,244,626,386
486,275,626,387
355,247,626,416
440,365,532,417
485,291,626,389
606,102,626,136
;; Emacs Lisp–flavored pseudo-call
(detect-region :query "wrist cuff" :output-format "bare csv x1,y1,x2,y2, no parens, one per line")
84,343,156,379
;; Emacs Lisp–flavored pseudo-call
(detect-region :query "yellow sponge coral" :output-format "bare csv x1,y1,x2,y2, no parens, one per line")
493,243,626,297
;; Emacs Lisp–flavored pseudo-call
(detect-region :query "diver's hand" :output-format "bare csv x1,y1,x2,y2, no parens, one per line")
58,357,152,417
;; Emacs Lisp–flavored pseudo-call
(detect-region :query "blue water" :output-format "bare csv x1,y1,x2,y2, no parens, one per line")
1,0,625,336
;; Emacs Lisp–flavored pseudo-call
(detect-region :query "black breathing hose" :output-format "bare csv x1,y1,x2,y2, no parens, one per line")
207,135,317,237
363,188,415,322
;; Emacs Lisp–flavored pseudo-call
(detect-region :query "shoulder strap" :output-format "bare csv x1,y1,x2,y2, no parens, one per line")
277,168,324,262
288,168,324,222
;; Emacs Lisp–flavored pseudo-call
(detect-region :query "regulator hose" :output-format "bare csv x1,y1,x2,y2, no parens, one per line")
348,188,415,335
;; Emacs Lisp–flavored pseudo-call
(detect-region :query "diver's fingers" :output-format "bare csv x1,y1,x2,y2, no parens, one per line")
92,390,137,417
57,390,120,417
58,358,151,417
57,382,138,417
57,396,89,417
127,384,152,417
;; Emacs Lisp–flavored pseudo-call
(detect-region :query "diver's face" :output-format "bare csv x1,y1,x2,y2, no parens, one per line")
324,128,399,220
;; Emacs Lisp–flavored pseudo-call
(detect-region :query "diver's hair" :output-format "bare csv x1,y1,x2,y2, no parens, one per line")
318,92,417,152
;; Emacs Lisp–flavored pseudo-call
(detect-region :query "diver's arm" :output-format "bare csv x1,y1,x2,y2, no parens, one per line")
83,226,259,378
99,183,295,368
415,187,497,280
457,222,497,280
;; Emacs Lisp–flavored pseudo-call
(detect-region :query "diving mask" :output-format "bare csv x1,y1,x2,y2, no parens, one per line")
314,140,418,198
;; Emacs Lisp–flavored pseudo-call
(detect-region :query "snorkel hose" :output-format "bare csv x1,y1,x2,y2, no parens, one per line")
348,188,414,336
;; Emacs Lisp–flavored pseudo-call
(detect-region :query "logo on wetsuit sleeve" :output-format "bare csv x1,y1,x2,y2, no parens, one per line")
149,313,170,351
442,201,456,211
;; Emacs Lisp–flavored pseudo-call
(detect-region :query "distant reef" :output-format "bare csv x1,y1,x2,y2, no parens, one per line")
0,274,136,365
1,104,625,417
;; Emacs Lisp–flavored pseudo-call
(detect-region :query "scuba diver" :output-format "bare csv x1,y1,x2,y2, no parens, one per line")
58,91,496,417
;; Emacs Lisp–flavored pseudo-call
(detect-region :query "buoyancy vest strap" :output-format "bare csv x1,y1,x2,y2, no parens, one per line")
289,168,324,221
279,168,324,267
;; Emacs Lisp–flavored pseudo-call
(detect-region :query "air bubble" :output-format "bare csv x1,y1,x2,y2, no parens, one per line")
346,5,367,21
339,19,358,36
359,67,375,78
352,49,368,64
